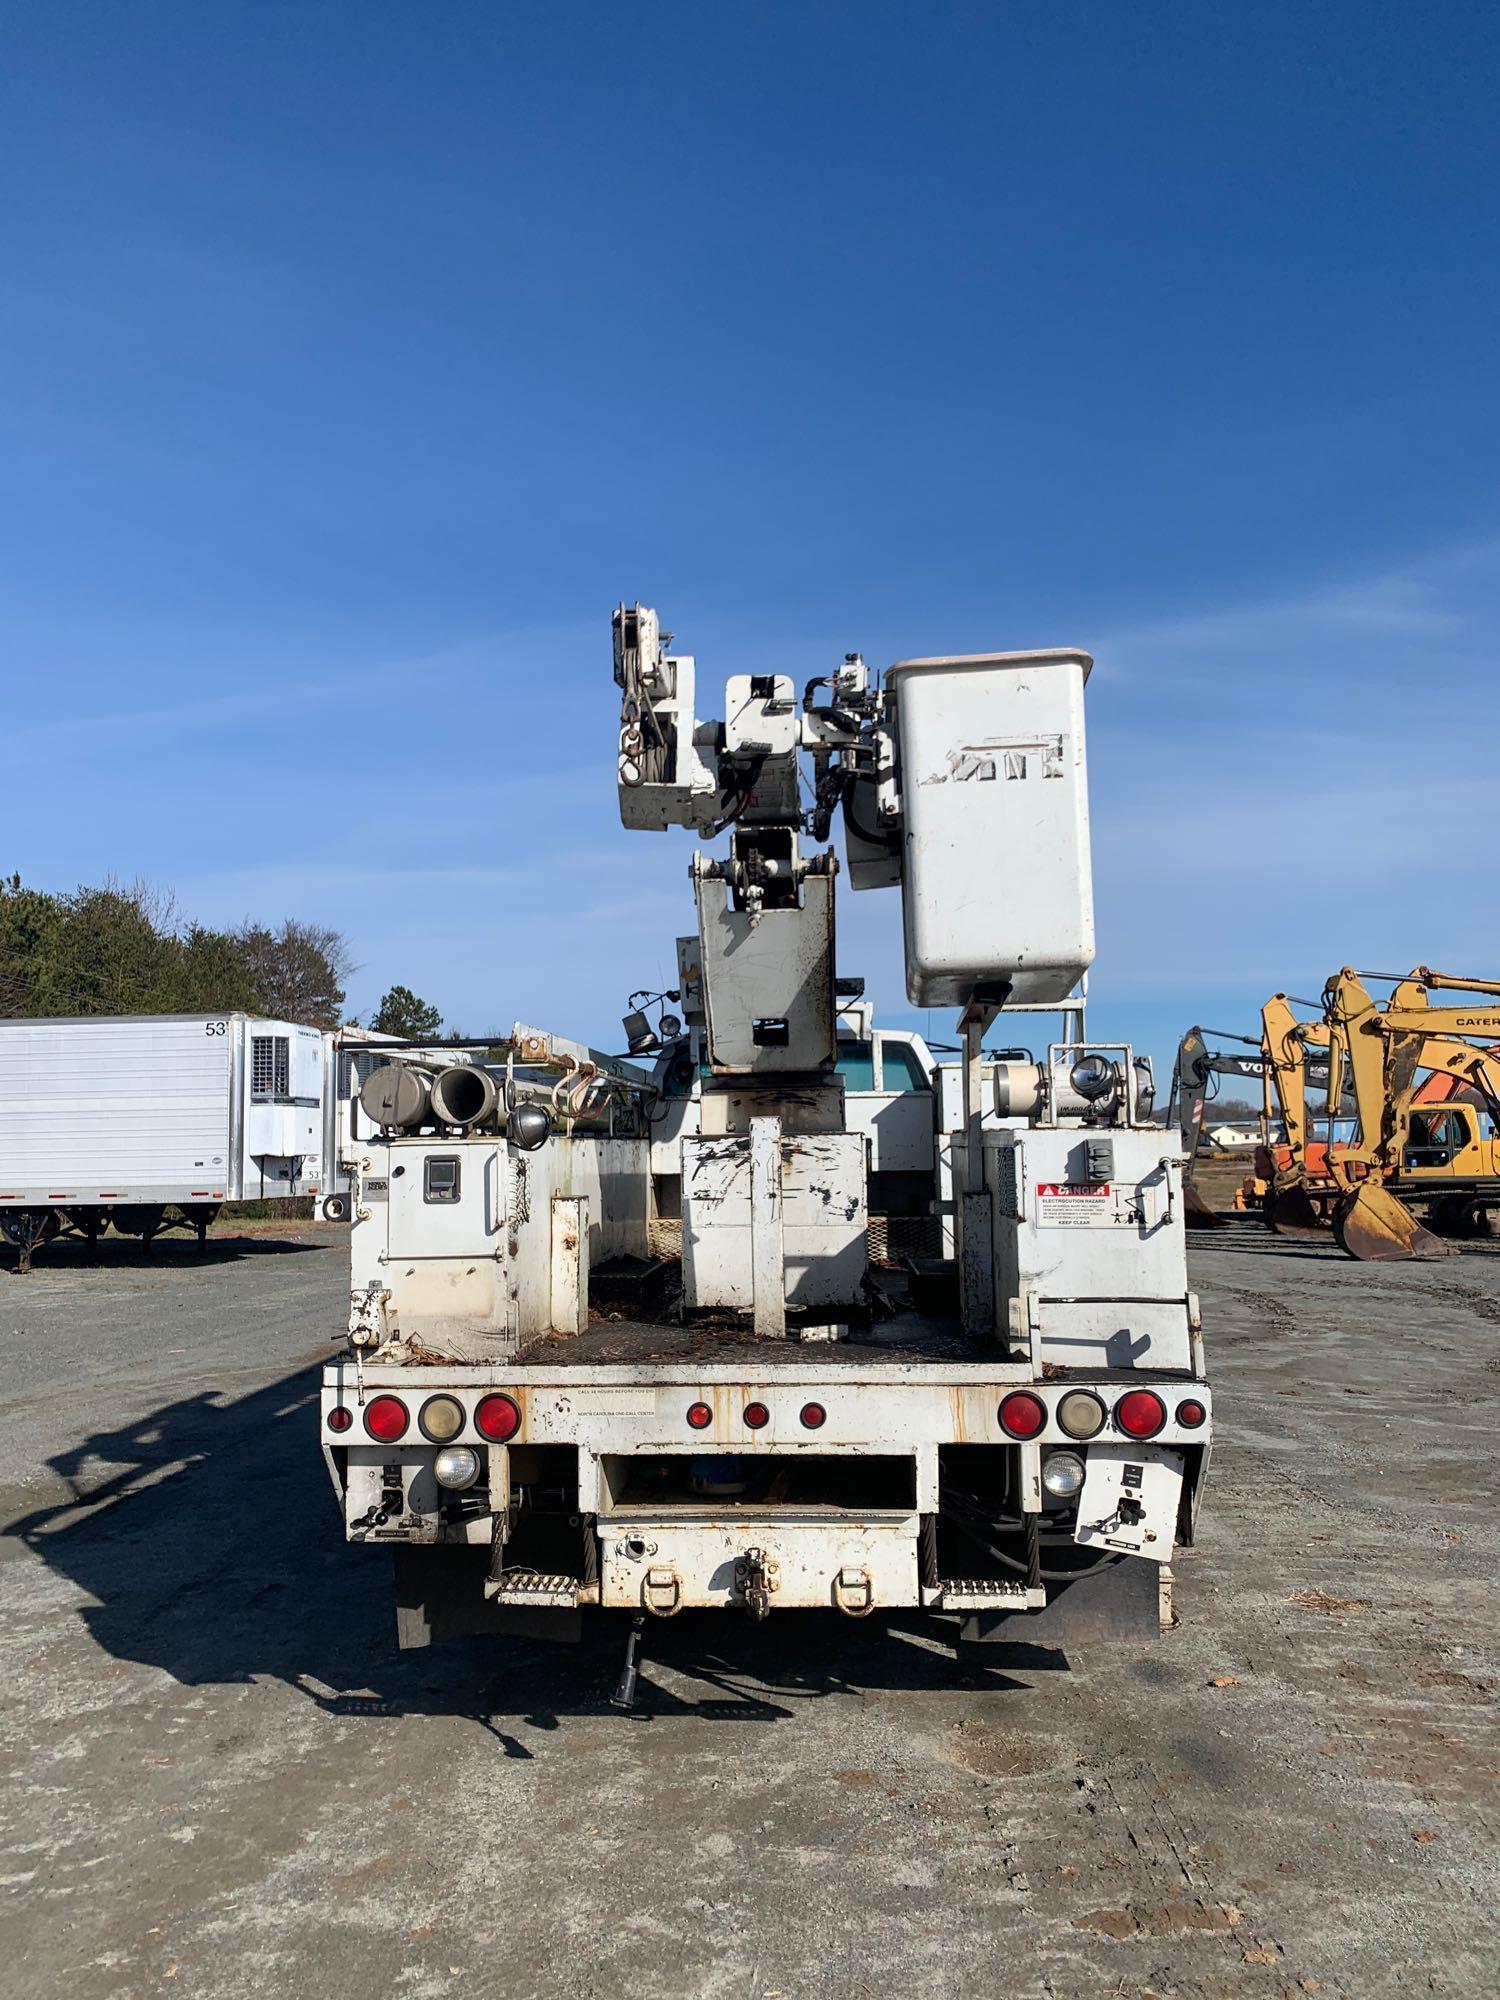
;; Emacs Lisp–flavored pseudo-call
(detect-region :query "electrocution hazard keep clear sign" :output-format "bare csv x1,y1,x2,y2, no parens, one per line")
1036,1182,1115,1227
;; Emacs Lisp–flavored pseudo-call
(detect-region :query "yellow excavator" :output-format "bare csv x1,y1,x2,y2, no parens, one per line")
1258,994,1344,1237
1321,967,1500,1260
1171,1005,1345,1231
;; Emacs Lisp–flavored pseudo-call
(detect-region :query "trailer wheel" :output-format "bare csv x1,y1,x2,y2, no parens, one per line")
0,1207,61,1274
61,1208,107,1255
183,1203,221,1246
321,1194,350,1223
112,1204,166,1249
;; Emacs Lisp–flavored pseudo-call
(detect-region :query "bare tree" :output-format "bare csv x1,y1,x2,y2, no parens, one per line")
233,919,355,1028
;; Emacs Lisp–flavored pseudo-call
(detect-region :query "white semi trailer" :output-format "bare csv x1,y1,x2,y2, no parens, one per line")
320,609,1210,1693
0,1012,340,1263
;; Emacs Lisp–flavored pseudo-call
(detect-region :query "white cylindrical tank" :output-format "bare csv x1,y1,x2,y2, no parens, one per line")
885,649,1095,1007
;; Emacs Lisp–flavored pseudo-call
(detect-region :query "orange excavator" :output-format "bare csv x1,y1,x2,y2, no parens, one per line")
1321,968,1500,1260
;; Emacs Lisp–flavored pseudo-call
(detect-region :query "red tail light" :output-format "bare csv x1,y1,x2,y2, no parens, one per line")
686,1401,713,1430
743,1401,770,1430
1115,1389,1167,1439
998,1391,1046,1439
1176,1398,1207,1429
363,1395,409,1442
327,1405,353,1434
475,1393,522,1442
799,1402,827,1430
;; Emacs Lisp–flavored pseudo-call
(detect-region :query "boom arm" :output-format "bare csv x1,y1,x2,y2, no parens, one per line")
1323,968,1500,1189
1260,995,1333,1193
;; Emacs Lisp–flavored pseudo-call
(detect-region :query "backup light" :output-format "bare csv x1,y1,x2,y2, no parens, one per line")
1057,1390,1105,1440
418,1394,465,1442
434,1445,482,1491
1041,1450,1086,1499
998,1391,1047,1439
1115,1390,1167,1439
363,1396,409,1443
475,1393,522,1442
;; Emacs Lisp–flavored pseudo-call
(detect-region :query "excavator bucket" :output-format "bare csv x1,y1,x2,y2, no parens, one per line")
1265,1187,1329,1238
1333,1183,1458,1262
1183,1180,1227,1228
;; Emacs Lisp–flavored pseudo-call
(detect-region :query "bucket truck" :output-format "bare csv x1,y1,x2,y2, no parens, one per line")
318,606,1211,1688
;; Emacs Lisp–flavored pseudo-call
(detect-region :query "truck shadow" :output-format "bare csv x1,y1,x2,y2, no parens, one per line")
4,1363,1066,1732
1,1234,332,1276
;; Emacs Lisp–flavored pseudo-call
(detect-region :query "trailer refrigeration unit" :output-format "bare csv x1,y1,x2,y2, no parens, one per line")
0,1013,334,1260
320,606,1211,1695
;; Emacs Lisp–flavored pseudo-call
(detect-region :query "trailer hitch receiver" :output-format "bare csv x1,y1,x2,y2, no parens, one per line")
735,1547,778,1620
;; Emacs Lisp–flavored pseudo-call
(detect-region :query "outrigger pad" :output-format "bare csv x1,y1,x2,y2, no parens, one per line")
392,1548,582,1649
960,1554,1161,1648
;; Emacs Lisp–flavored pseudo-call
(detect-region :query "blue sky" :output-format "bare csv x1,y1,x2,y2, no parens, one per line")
3,3,1497,1076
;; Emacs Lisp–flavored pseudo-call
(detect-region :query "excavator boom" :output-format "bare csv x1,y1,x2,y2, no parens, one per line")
1322,968,1500,1260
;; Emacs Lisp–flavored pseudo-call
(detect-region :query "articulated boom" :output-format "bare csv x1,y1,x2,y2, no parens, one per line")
319,604,1210,1671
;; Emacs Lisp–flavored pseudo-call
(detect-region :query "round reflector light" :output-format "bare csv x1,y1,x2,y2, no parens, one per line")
800,1402,827,1430
686,1401,713,1430
743,1401,770,1430
998,1391,1047,1439
1115,1389,1167,1439
1056,1390,1106,1440
418,1394,465,1442
474,1393,522,1442
327,1404,353,1434
363,1395,409,1442
1176,1398,1207,1430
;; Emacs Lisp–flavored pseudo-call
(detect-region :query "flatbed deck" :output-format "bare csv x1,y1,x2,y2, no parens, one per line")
515,1309,992,1369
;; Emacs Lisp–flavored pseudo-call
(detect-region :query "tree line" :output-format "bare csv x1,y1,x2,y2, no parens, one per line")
0,874,451,1036
0,874,357,1028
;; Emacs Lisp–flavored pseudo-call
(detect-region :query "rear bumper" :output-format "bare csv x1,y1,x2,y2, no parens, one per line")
322,1360,1210,1617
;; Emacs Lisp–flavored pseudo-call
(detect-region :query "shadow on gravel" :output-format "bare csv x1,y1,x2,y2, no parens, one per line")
1,1235,329,1277
5,1363,1067,1736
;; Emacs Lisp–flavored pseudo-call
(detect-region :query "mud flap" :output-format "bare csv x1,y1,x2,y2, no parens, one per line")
959,1554,1160,1647
392,1547,582,1648
1333,1183,1457,1262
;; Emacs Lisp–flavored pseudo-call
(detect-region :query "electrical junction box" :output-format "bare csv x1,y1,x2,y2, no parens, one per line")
967,1125,1193,1372
885,650,1095,1006
1075,1443,1184,1563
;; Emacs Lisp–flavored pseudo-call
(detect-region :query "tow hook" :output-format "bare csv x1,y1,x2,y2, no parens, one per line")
642,1567,681,1616
832,1567,874,1617
735,1547,777,1620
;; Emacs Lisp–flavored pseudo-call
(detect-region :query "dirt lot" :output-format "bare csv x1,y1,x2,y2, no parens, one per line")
1,1223,1497,1999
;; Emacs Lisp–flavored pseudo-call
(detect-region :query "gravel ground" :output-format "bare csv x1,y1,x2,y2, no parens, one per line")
1,1222,1496,1999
